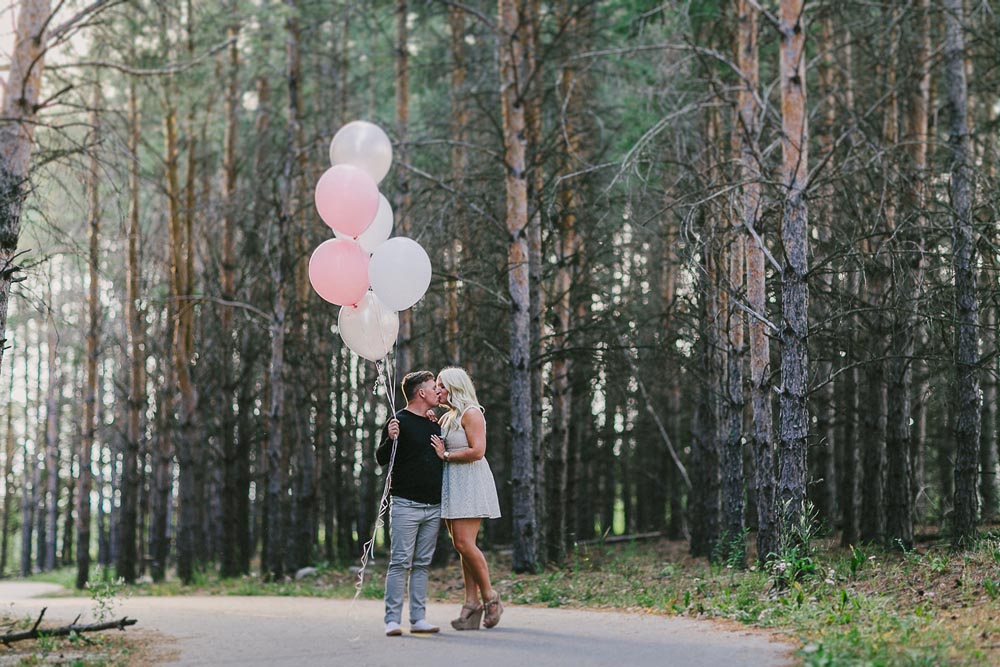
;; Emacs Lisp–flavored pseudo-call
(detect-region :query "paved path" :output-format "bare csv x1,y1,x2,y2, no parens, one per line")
1,583,796,666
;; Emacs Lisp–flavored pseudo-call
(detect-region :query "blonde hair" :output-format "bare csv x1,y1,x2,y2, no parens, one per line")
437,367,483,431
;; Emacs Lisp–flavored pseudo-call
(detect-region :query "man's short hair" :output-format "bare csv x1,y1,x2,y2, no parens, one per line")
402,370,435,402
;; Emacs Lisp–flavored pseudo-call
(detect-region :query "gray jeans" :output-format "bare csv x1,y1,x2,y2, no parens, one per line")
384,497,441,624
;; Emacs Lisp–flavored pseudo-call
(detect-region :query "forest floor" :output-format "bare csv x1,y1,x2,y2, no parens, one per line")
5,528,1000,665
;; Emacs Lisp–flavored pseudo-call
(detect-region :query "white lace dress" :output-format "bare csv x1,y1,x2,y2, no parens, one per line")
440,407,501,520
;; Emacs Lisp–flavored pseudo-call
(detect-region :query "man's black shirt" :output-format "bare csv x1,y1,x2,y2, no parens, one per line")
376,409,442,504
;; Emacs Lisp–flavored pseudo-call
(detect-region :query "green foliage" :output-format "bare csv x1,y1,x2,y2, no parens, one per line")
848,544,867,577
87,574,128,623
501,539,994,666
712,528,749,569
983,577,998,601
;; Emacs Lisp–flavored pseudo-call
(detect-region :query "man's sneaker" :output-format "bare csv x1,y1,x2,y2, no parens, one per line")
410,619,440,634
385,621,402,637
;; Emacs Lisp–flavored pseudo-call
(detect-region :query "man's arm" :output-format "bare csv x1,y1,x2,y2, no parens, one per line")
375,418,400,466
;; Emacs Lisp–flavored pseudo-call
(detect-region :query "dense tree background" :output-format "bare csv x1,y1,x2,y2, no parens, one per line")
1,0,998,585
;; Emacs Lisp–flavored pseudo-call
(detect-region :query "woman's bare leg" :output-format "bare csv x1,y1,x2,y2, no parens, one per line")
449,518,494,603
447,519,480,606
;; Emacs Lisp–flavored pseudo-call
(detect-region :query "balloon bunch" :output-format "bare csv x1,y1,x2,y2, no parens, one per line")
308,121,432,362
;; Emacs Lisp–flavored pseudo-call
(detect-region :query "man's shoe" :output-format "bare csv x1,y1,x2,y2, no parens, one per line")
410,619,440,634
385,621,403,636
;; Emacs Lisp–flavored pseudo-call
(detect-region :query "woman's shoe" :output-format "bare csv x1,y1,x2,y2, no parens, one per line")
450,603,483,630
483,591,503,628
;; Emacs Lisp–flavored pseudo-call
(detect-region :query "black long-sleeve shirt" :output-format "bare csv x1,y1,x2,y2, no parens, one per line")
376,409,442,504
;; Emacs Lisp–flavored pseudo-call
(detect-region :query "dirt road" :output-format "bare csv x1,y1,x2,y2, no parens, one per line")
2,583,796,666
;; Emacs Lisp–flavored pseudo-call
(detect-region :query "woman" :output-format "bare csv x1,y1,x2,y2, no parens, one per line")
429,367,503,630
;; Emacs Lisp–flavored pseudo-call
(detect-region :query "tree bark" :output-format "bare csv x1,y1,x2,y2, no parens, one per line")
76,87,102,589
1,361,15,576
44,285,60,572
735,1,775,563
981,283,998,524
21,326,35,576
499,0,537,573
394,0,413,375
689,220,720,558
523,0,547,566
0,0,52,379
119,59,145,585
548,5,586,559
34,327,46,571
776,0,810,546
447,5,468,365
808,13,837,534
218,5,241,579
944,0,981,548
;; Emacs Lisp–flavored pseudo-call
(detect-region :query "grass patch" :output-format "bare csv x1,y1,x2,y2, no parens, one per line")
499,533,1000,666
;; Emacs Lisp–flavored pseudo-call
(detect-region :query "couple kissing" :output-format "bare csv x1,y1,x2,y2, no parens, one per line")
376,368,502,637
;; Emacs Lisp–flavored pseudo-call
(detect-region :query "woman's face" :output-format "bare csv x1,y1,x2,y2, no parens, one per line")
436,379,451,406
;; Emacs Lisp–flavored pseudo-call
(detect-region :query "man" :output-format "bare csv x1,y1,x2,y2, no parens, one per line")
376,370,443,637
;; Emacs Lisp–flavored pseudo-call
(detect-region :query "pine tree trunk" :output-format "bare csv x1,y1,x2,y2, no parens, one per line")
164,74,198,585
246,27,272,575
499,0,537,573
334,349,356,559
149,338,175,583
447,6,468,365
690,228,720,558
265,0,304,581
21,333,35,576
981,287,998,523
885,5,917,551
43,284,60,572
523,0,547,566
944,0,981,548
548,17,585,558
0,0,51,379
118,66,144,585
1,364,14,576
394,0,413,375
62,368,77,566
902,0,932,528
776,0,810,546
979,46,1000,527
235,331,256,573
860,345,886,544
837,33,862,548
76,91,102,589
33,331,46,571
219,8,241,579
737,0,775,563
808,13,837,534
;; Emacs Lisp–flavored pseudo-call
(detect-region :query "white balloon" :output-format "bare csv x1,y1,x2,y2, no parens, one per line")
329,121,393,184
369,237,432,311
335,193,393,253
338,291,399,362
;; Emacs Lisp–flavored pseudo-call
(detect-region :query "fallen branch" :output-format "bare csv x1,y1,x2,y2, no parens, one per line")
1,608,137,646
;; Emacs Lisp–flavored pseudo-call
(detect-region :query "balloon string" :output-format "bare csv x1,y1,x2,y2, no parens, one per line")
351,353,399,612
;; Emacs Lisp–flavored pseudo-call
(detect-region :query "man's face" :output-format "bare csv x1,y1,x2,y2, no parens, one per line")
418,379,440,407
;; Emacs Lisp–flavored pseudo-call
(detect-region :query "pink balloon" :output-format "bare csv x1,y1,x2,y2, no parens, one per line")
314,165,379,237
308,239,370,306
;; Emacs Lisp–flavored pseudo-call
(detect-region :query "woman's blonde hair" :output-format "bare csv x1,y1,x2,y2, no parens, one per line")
438,367,483,431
